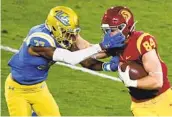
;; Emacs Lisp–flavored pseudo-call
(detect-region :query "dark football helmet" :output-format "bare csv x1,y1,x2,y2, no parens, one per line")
101,6,136,38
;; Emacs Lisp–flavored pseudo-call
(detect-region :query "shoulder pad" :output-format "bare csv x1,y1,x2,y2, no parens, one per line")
25,32,56,47
136,33,157,55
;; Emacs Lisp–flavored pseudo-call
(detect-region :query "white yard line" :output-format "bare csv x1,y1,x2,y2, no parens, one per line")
0,45,121,82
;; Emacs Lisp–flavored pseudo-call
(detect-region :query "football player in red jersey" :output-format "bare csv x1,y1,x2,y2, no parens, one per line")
101,6,172,116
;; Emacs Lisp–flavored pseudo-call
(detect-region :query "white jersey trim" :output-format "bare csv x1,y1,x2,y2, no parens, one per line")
25,32,56,47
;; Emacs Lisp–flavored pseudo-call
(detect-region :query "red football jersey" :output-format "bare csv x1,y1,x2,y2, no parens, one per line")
119,31,171,101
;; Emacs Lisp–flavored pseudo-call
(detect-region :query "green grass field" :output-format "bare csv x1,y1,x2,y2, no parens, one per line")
1,0,172,116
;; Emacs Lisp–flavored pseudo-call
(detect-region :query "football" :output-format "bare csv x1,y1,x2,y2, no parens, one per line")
120,61,148,80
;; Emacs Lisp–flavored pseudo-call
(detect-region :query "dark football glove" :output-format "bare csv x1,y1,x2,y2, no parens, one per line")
102,56,119,71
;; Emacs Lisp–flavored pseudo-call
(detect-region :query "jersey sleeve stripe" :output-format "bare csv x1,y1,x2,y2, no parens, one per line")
25,32,56,47
136,33,150,54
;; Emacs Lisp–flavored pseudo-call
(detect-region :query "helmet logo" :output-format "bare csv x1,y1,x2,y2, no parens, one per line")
120,10,131,23
55,10,70,26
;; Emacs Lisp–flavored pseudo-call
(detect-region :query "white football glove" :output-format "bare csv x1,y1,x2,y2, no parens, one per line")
118,65,137,88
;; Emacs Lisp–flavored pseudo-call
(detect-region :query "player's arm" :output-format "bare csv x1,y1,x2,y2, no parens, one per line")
30,45,118,71
27,33,102,64
28,32,125,65
137,49,163,89
74,34,112,71
29,42,104,70
29,44,103,65
73,34,105,70
136,34,163,90
28,46,55,59
75,34,109,59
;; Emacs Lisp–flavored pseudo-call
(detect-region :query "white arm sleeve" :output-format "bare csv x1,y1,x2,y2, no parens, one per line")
53,44,102,65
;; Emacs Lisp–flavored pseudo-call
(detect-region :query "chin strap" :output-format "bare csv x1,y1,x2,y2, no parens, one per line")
130,21,138,32
44,21,52,32
126,21,138,38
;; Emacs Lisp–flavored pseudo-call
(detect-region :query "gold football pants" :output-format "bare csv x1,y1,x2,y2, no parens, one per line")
5,74,61,116
131,87,172,116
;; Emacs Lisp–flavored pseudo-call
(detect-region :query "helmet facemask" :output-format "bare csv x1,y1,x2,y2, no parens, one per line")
101,23,126,34
51,25,80,49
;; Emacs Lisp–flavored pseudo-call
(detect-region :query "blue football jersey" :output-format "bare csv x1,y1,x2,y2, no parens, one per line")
8,24,61,85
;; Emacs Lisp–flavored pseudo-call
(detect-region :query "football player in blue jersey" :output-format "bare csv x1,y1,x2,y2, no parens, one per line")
5,6,125,116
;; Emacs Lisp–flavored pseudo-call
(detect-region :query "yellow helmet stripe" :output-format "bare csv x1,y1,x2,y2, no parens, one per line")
137,33,150,54
25,32,56,47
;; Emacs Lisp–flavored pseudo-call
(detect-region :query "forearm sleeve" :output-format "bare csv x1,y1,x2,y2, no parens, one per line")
53,44,102,65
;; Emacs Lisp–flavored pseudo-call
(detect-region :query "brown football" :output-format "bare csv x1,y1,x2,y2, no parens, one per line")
120,61,148,80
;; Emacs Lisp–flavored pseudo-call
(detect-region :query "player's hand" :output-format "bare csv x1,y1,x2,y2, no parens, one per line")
118,65,137,87
102,56,119,71
99,32,125,50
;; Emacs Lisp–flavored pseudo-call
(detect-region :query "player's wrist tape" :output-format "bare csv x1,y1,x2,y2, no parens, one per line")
102,62,111,71
102,62,118,71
